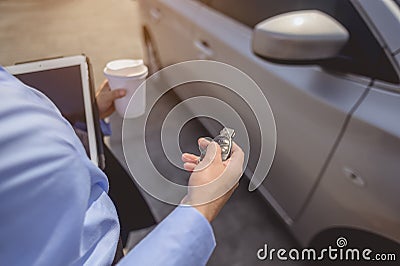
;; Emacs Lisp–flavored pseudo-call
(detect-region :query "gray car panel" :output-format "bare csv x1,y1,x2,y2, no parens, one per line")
294,87,400,245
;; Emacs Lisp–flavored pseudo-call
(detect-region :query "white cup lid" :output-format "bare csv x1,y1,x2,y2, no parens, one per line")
104,59,148,77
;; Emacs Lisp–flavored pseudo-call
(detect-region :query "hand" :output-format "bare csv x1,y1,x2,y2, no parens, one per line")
96,80,126,119
181,138,245,222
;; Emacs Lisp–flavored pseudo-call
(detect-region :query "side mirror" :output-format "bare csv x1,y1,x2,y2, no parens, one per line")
252,10,349,61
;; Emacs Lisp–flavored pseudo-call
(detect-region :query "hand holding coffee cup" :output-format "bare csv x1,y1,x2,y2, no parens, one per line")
104,59,148,118
96,80,126,119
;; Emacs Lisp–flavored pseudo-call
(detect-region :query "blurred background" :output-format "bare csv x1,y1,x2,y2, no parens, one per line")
0,0,140,88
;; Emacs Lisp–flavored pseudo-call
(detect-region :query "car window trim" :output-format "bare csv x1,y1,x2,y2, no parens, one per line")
351,0,400,87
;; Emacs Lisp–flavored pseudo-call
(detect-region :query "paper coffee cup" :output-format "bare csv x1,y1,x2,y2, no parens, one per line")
104,59,148,118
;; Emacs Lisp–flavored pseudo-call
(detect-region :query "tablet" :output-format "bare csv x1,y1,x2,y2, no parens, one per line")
5,55,105,169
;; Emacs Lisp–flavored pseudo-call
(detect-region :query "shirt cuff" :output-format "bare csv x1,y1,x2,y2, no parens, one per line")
172,205,216,258
119,206,216,266
99,120,112,136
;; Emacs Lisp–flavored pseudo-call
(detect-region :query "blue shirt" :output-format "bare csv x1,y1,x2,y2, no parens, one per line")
0,67,215,266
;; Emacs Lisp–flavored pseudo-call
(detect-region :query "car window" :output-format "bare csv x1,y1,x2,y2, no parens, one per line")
199,0,399,84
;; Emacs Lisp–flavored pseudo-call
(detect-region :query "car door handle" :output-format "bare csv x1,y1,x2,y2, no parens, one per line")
150,7,162,23
194,40,214,59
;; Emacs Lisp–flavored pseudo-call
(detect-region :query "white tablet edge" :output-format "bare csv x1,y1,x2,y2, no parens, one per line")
5,55,99,166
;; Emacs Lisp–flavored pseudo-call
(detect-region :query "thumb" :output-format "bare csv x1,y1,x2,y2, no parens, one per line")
200,141,222,166
229,141,244,165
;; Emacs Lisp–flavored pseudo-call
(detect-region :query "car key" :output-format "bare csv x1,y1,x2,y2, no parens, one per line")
199,127,235,162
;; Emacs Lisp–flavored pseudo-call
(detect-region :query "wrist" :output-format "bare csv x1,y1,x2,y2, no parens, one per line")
194,205,216,223
181,197,214,222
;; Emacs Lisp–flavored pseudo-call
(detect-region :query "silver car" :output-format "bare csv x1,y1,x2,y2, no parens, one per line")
138,0,400,246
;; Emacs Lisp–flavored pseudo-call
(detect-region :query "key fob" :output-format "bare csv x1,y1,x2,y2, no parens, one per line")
199,127,235,161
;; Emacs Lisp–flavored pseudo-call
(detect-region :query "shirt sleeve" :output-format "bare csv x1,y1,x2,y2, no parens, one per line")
118,206,216,266
0,68,120,266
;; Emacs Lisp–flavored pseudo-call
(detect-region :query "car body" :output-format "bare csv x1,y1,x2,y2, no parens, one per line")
138,0,400,246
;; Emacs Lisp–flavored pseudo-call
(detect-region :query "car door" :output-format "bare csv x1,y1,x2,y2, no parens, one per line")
184,0,389,225
138,0,204,65
294,0,400,245
139,0,398,239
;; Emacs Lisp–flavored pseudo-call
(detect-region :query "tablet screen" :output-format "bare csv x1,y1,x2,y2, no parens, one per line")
6,55,103,168
15,65,86,125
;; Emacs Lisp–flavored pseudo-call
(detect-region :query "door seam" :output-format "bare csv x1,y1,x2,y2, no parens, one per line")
294,80,373,222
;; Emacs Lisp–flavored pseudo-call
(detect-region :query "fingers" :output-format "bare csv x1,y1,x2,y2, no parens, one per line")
229,141,244,163
97,80,110,95
199,138,243,163
182,153,199,163
184,162,197,172
101,79,109,89
223,141,245,183
230,141,241,153
97,80,126,100
112,89,126,99
185,138,239,172
181,138,212,171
